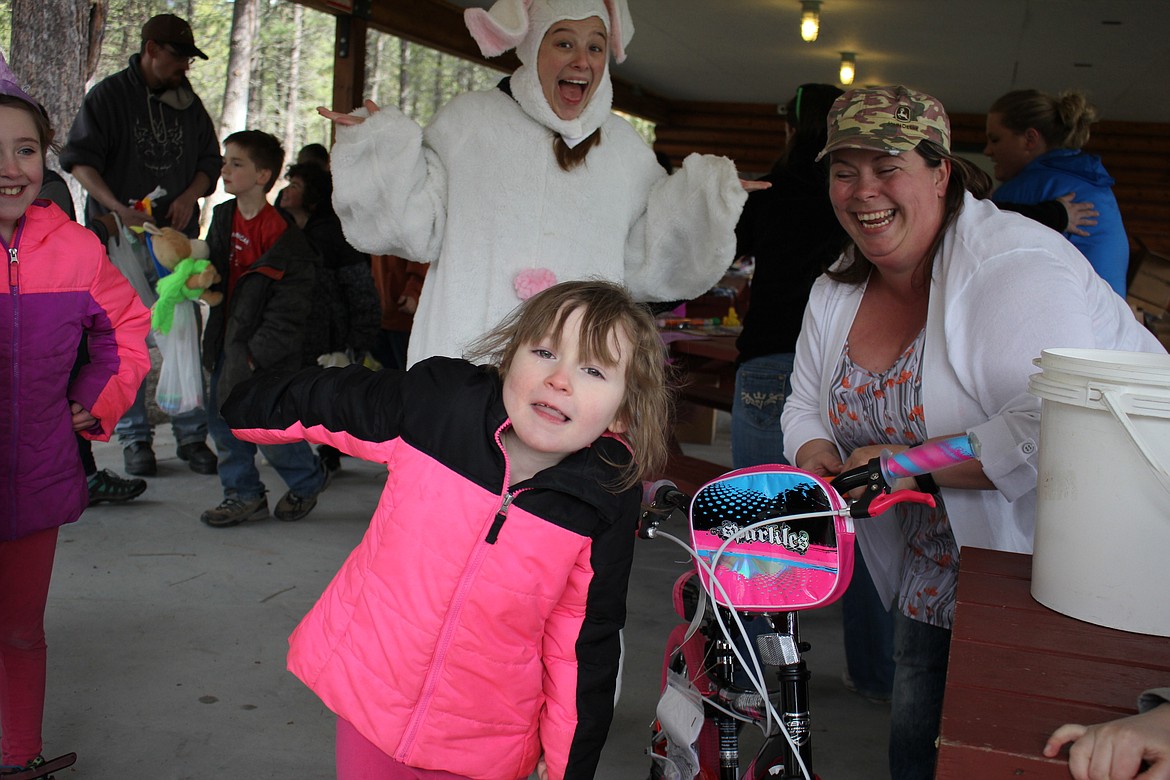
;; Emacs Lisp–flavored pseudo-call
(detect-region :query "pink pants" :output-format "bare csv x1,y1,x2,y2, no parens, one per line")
336,718,474,780
0,527,58,766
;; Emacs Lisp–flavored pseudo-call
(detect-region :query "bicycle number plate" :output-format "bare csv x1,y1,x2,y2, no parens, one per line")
689,466,855,612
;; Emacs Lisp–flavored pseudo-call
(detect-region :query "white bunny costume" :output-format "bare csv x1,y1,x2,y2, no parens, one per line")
331,0,747,366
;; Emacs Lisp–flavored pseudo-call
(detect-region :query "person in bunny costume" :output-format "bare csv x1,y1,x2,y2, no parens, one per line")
320,0,765,367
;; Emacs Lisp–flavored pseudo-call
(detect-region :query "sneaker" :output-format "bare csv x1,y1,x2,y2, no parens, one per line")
201,496,268,528
123,441,157,476
274,467,332,522
1,754,53,779
177,441,219,475
87,469,147,506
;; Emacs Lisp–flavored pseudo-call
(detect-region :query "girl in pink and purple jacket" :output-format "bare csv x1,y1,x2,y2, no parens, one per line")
0,58,151,774
223,281,670,780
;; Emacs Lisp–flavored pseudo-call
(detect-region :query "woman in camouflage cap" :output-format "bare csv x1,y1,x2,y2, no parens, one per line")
781,85,1162,780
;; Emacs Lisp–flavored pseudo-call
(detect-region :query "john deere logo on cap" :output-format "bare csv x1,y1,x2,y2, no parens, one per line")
895,106,912,122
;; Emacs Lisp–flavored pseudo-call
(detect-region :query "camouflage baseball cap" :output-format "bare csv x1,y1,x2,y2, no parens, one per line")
816,85,951,161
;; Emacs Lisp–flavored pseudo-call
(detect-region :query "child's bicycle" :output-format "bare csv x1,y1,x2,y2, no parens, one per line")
639,436,980,780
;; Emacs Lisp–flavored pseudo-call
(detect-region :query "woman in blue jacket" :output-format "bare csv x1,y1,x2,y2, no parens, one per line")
984,89,1129,297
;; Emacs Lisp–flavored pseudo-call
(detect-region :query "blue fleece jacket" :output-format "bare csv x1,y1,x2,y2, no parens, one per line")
992,148,1129,297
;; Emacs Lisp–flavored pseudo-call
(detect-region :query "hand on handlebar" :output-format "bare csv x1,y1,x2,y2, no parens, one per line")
842,444,917,495
832,445,937,518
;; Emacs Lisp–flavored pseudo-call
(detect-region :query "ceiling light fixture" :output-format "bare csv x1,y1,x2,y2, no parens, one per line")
839,51,856,85
800,1,822,43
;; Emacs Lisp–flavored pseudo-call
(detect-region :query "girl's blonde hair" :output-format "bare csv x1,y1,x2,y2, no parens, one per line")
466,280,672,491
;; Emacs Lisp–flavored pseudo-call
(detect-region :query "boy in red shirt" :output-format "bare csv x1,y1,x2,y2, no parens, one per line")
199,130,328,527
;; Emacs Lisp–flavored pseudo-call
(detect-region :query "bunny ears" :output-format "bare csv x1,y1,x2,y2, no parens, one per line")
465,0,634,64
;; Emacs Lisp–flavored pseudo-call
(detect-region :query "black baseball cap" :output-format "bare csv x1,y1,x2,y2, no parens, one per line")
142,14,208,60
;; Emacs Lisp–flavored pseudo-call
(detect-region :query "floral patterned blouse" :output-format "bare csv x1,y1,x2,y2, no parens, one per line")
830,329,960,629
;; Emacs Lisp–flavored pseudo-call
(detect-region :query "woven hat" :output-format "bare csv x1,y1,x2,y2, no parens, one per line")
817,85,951,161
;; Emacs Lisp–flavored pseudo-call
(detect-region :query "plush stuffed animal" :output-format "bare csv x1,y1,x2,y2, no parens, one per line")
144,225,223,333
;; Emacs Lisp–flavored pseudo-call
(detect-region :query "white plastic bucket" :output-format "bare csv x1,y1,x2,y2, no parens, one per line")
1028,348,1170,637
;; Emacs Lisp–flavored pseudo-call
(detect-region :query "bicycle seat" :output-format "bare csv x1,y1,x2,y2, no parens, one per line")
688,465,855,612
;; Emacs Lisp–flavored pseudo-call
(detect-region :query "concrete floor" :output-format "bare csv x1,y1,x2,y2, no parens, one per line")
39,414,890,779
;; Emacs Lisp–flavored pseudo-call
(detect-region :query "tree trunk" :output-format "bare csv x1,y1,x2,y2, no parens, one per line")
368,32,385,106
283,3,303,156
397,38,411,114
220,0,258,139
429,50,445,118
9,0,93,174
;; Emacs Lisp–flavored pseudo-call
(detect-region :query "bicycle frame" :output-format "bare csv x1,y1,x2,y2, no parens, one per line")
641,435,979,780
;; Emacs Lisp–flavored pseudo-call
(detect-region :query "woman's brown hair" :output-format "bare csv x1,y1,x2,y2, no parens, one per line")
553,129,602,172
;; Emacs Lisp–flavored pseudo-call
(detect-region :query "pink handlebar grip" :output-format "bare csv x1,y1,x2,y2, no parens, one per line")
881,434,979,482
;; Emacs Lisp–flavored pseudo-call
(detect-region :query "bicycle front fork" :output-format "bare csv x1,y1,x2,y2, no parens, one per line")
751,659,813,779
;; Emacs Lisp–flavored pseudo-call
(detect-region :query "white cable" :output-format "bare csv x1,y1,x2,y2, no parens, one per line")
656,504,848,780
706,509,849,780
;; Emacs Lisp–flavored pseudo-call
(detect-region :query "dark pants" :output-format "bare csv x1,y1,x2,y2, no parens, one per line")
841,544,895,698
889,610,951,780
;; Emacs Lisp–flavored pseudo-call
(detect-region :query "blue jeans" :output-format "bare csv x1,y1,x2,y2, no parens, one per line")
207,359,324,501
889,610,951,780
731,353,794,469
115,377,209,448
842,544,896,699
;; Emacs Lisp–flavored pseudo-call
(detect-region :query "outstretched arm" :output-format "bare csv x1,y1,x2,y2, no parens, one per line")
317,99,381,126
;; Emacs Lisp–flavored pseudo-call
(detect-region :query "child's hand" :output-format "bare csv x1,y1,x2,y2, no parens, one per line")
317,99,381,126
1043,703,1170,780
70,402,97,432
535,756,548,780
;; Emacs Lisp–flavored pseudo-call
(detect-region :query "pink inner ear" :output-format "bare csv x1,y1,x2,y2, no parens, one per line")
603,0,628,62
464,3,530,58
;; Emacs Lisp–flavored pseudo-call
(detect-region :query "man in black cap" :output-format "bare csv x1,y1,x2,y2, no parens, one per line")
60,13,222,478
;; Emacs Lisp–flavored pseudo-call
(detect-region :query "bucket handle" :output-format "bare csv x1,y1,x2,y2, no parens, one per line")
1099,388,1170,495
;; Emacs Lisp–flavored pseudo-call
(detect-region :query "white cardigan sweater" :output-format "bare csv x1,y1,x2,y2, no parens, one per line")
782,194,1164,604
330,88,747,365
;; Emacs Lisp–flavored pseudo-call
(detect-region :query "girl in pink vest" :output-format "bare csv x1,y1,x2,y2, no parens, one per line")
224,280,671,779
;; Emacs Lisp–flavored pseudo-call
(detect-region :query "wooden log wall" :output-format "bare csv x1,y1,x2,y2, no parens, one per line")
652,100,788,177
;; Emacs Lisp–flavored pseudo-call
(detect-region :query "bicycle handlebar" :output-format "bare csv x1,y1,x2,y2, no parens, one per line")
830,434,981,518
881,434,980,482
637,480,690,539
639,434,983,533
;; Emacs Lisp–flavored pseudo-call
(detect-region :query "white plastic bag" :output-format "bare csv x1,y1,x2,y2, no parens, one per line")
104,212,157,308
155,301,204,414
652,670,704,780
